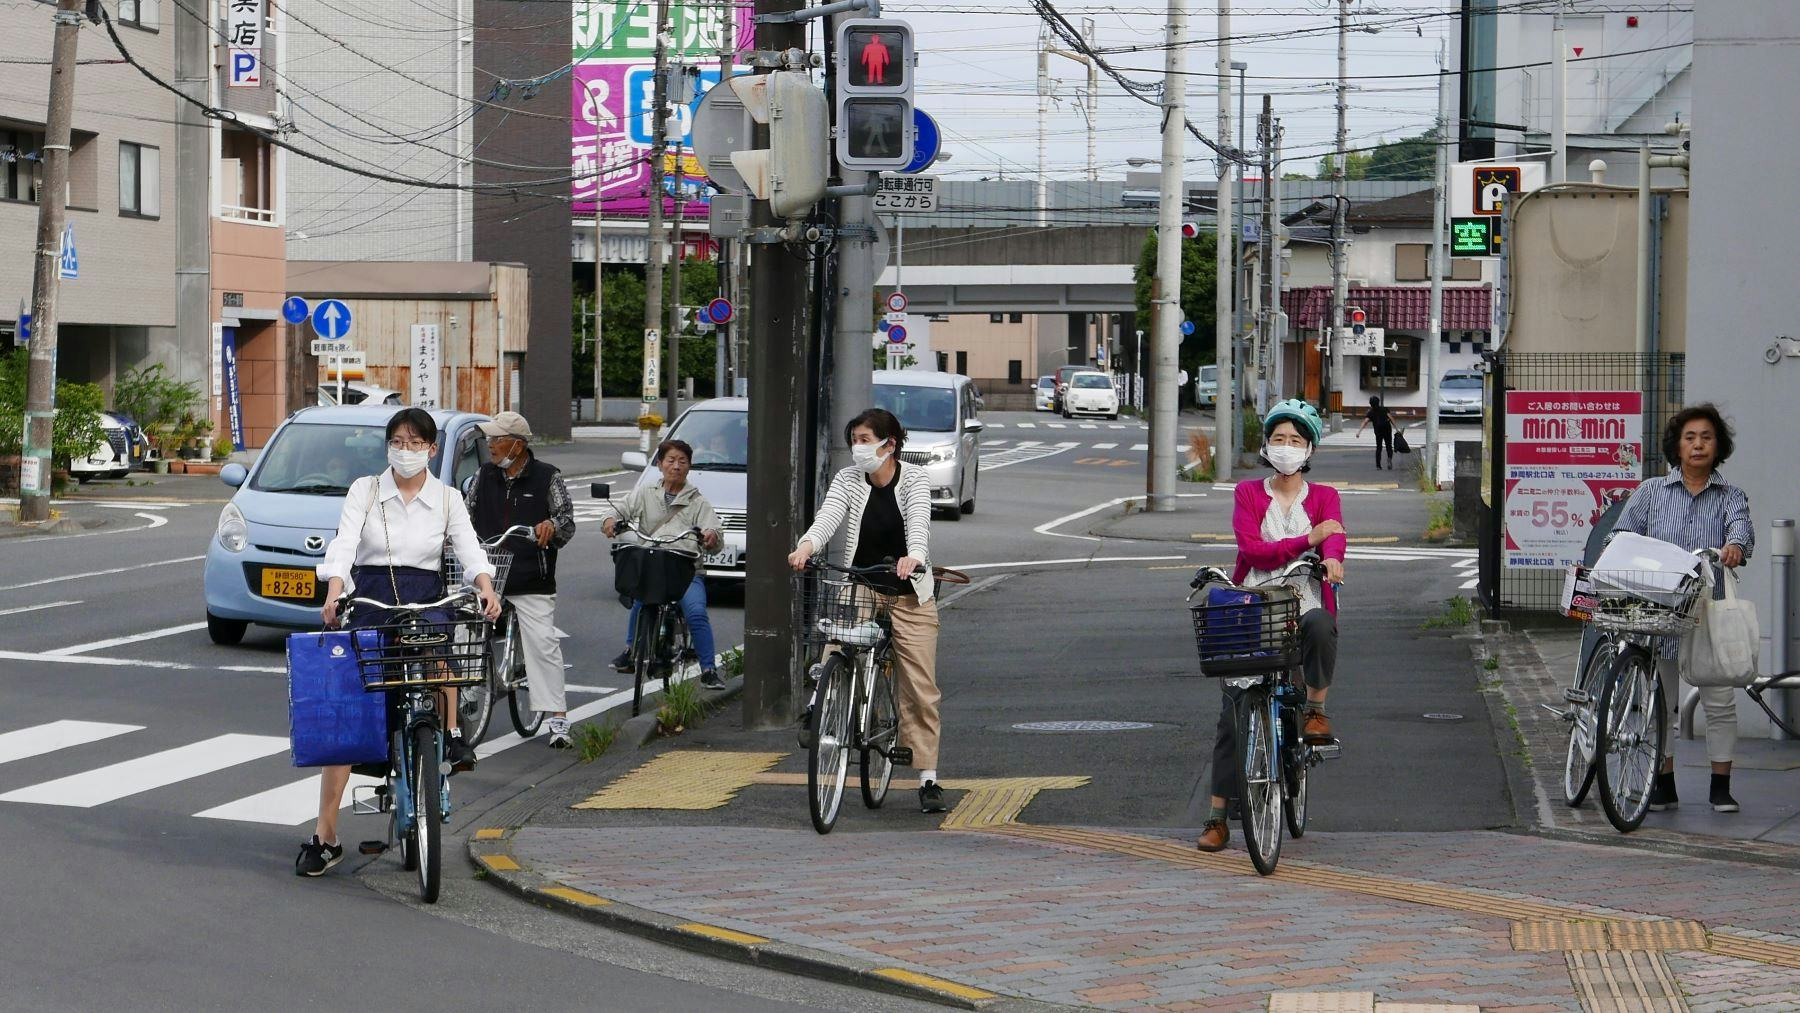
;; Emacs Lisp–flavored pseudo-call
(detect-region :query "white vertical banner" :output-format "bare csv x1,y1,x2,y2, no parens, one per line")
411,324,441,408
210,323,224,413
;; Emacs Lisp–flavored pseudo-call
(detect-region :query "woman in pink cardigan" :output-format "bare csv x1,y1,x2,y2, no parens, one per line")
1198,399,1348,853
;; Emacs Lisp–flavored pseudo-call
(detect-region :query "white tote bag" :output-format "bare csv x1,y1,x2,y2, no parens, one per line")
1680,566,1762,688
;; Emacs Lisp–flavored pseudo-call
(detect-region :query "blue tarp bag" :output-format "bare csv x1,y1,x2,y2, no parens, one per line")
1203,586,1264,658
288,631,388,767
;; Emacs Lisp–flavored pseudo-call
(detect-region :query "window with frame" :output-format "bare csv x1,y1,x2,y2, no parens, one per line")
1358,335,1421,392
1,128,44,203
119,141,160,217
119,0,159,29
1394,243,1481,282
988,313,1004,324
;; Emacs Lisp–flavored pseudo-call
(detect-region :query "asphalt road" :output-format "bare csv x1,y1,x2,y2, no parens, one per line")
0,407,1497,1007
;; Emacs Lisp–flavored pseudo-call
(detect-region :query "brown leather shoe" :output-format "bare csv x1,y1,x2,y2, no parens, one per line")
1302,710,1334,744
1196,818,1230,852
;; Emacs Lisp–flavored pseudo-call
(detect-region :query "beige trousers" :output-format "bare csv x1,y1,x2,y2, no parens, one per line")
887,595,942,771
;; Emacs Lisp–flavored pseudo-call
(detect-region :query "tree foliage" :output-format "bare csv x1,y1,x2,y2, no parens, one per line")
0,349,108,467
572,258,722,400
1133,228,1219,386
1315,128,1439,182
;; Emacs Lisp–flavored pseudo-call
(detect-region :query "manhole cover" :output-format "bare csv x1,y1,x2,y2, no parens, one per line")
1422,712,1465,722
1011,720,1157,733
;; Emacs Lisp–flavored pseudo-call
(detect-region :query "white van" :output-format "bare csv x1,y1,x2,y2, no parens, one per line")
871,370,983,518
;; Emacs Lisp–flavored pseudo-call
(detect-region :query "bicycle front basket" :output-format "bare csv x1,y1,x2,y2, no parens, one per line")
1188,585,1301,676
447,547,513,597
795,570,892,648
612,543,697,605
350,616,490,691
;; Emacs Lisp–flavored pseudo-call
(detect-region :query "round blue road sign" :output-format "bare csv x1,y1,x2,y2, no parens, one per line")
1179,319,1195,336
877,319,892,332
282,296,310,325
888,325,908,344
900,110,941,176
312,299,353,340
706,297,734,324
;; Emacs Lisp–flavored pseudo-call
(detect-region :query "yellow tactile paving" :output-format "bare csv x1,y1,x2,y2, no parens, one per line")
872,968,997,1001
677,922,769,945
572,751,787,810
1705,933,1800,969
472,828,506,841
746,772,1089,829
1609,920,1709,952
1375,1005,1480,1012
477,854,520,872
1565,950,1689,1012
1514,920,1614,951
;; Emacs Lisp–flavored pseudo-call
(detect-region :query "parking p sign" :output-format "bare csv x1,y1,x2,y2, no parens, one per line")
230,50,261,87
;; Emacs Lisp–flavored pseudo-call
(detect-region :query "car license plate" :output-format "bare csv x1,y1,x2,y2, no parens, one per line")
702,548,738,569
260,567,317,600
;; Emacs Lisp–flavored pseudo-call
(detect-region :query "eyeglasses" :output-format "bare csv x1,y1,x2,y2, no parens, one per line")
387,439,431,451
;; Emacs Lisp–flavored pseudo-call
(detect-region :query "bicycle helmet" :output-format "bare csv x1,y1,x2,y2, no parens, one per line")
1263,398,1323,445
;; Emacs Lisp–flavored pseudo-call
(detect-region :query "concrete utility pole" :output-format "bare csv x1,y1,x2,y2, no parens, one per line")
18,0,81,523
667,181,687,423
640,0,672,454
1550,0,1568,184
1213,2,1233,482
1270,116,1284,404
593,200,605,420
1260,95,1276,404
1147,0,1185,511
1328,0,1350,425
1425,35,1449,486
829,4,876,478
1036,23,1051,228
743,0,811,730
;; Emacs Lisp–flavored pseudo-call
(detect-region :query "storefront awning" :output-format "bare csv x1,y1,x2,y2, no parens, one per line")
1281,285,1492,331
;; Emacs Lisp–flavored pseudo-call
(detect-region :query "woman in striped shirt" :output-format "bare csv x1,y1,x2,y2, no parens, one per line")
788,408,948,813
1614,403,1754,814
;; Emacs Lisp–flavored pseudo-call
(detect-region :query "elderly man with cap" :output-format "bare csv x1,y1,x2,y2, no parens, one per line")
465,411,579,748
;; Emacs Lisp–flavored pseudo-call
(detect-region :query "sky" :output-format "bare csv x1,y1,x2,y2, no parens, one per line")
885,0,1457,182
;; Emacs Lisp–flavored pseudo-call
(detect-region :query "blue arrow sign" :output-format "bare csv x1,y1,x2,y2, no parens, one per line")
1179,319,1195,336
312,299,353,341
887,325,908,344
899,110,941,176
877,319,892,333
282,296,310,325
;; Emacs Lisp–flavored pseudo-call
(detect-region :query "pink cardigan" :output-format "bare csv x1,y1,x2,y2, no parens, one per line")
1230,479,1348,616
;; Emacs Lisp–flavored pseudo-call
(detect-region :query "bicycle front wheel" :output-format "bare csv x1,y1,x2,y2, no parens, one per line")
809,653,854,834
632,605,659,717
1282,705,1308,839
1597,646,1663,834
1564,637,1616,807
1236,686,1283,875
412,722,443,902
860,655,897,809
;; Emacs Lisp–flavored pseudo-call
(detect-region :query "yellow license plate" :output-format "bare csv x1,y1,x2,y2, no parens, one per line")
260,568,317,600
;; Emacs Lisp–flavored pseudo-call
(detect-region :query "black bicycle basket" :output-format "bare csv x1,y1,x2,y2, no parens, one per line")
1188,585,1301,676
612,543,698,605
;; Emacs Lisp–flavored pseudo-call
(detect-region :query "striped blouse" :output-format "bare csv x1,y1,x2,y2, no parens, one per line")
1615,470,1755,560
799,463,936,602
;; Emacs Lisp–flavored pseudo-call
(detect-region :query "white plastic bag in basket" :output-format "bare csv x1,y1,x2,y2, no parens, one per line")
1592,532,1700,606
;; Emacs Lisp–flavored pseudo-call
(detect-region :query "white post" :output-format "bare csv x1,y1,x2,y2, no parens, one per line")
1150,0,1186,511
1425,36,1449,486
1213,1,1233,482
1635,140,1652,361
1084,17,1098,183
1551,0,1568,184
1329,0,1350,424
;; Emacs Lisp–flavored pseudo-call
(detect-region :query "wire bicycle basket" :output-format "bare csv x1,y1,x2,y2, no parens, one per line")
445,548,513,598
1562,564,1705,636
1189,583,1301,677
794,568,893,649
350,614,491,692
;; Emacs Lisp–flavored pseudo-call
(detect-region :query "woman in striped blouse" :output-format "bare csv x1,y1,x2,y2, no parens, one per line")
788,408,948,814
1614,403,1754,814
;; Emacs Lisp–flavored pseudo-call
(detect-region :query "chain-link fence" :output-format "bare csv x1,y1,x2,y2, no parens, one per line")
1478,351,1687,614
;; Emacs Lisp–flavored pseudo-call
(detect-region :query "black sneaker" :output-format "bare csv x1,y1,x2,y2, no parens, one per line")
610,650,634,673
919,781,947,813
796,707,815,750
295,835,344,877
700,668,726,690
1649,771,1679,811
445,735,477,773
1710,774,1740,813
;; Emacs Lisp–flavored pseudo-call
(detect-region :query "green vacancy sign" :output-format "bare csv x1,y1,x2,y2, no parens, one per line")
1452,217,1499,258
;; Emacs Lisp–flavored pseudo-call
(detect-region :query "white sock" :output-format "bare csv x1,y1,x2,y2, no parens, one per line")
920,769,938,787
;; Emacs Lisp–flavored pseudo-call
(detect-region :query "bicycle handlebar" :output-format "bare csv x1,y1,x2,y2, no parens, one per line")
482,524,537,547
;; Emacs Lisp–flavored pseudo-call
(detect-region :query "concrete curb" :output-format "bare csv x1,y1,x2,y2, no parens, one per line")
1463,623,1536,832
465,830,1063,1011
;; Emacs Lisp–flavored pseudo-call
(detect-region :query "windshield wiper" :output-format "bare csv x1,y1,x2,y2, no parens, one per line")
266,483,351,495
693,463,747,472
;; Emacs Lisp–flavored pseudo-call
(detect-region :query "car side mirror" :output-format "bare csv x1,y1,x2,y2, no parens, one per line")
591,482,610,500
220,462,248,488
964,419,984,433
621,450,647,470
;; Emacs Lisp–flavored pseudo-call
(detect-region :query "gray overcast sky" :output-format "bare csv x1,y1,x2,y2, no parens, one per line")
890,0,1455,181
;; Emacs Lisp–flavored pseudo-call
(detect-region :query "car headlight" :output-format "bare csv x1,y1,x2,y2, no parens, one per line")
927,445,957,464
216,503,248,553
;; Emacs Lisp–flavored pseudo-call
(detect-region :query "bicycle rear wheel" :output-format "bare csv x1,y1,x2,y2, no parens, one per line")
1282,703,1308,839
1564,638,1616,807
808,653,854,834
860,655,897,809
1236,686,1283,875
456,621,496,746
1597,646,1662,833
411,722,443,902
503,620,543,737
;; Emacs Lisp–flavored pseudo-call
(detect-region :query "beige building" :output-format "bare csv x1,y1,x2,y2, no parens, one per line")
920,312,1120,409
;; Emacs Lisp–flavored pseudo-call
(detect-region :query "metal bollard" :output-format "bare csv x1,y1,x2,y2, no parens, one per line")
1773,519,1796,740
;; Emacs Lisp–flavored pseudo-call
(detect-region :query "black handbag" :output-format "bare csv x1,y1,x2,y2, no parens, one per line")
1394,430,1412,454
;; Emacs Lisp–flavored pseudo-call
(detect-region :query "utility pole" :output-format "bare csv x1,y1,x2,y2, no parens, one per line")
1425,35,1449,486
18,0,81,523
1550,0,1567,184
666,181,687,423
1213,1,1233,482
640,0,672,455
593,198,605,421
743,0,811,730
1260,95,1276,405
1271,117,1284,404
716,0,734,398
1036,24,1051,228
1329,0,1349,424
1148,0,1184,511
1084,18,1098,182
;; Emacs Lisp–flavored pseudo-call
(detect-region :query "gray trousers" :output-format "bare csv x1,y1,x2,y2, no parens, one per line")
1210,609,1337,799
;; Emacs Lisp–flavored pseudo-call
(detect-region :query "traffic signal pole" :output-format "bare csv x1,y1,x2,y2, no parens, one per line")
743,0,812,731
1212,1,1233,483
18,0,81,523
1147,0,1184,512
640,0,671,455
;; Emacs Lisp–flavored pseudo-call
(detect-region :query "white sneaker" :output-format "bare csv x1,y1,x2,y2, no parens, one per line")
547,717,571,749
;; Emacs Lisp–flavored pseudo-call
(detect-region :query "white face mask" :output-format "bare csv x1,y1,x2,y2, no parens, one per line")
388,447,430,478
1264,444,1311,476
851,441,891,474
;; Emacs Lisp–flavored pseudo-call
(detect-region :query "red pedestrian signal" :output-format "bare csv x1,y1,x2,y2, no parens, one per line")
1349,307,1367,336
845,26,908,89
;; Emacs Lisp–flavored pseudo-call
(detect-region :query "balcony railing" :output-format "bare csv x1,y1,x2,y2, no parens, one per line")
219,203,275,224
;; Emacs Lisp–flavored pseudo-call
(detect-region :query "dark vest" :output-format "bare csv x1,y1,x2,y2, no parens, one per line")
470,456,559,596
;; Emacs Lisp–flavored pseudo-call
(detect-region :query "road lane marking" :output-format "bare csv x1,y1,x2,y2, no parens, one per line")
564,684,616,694
0,649,194,670
1131,443,1148,451
7,554,206,590
0,600,80,617
46,622,209,657
979,442,1078,472
1,733,289,807
1033,493,1207,542
1093,442,1118,450
0,720,142,766
219,665,287,674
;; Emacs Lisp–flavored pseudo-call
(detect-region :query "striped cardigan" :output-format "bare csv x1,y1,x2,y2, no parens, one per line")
799,463,935,602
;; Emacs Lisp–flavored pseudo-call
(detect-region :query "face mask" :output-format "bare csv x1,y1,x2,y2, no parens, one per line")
388,447,430,477
1264,445,1311,476
496,445,521,470
851,441,891,473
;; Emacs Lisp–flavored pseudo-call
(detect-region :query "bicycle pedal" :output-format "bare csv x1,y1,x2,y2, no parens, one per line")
888,746,913,767
357,840,389,856
1563,688,1591,705
1310,743,1342,760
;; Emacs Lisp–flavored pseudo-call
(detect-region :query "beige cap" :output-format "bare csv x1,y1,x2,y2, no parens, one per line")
477,411,532,440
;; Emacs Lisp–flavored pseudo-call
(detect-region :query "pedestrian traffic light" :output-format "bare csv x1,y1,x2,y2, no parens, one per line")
1180,221,1201,240
1349,306,1367,336
834,19,915,171
728,71,829,219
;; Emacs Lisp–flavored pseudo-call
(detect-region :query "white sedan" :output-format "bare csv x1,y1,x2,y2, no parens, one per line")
1033,375,1056,411
1060,371,1120,420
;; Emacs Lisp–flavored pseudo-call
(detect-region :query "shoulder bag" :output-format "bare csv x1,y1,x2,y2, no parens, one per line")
1680,565,1762,688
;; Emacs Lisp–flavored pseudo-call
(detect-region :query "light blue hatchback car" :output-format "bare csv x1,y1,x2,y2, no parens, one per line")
202,405,492,644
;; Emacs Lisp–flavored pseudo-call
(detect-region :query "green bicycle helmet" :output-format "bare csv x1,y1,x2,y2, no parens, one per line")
1263,399,1323,445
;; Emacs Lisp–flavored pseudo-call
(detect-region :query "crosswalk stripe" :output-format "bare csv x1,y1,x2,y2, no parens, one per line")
1079,424,1097,429
1,733,290,808
193,773,384,826
1016,422,1036,428
1047,423,1066,428
985,439,1009,446
1460,577,1479,589
1131,443,1148,451
0,720,141,766
1093,442,1118,450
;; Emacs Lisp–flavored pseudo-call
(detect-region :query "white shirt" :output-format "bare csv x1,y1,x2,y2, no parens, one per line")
1248,478,1322,615
316,470,494,590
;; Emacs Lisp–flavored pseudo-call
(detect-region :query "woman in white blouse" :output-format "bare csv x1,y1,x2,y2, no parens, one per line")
299,408,500,878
